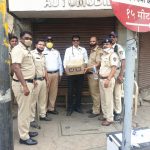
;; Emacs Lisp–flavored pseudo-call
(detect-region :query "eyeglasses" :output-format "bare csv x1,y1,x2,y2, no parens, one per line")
72,40,79,42
24,37,32,40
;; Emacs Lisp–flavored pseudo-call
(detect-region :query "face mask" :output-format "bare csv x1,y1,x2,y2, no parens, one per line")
103,47,111,53
24,40,32,47
46,42,53,49
37,48,44,52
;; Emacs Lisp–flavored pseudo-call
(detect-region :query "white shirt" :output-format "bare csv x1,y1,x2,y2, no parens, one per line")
43,48,63,76
63,45,88,68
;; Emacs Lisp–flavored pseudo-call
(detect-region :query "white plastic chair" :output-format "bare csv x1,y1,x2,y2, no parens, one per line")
121,80,139,116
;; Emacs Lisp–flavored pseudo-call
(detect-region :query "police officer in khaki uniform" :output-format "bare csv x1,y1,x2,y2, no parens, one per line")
11,31,38,145
31,40,52,123
109,31,125,121
99,38,119,126
85,36,102,118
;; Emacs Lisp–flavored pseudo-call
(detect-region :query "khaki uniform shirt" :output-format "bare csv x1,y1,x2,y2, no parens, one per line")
31,49,46,78
87,45,103,71
11,42,35,80
112,43,125,68
99,49,119,77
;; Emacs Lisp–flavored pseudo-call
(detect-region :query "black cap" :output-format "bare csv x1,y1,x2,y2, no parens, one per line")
45,36,53,42
109,31,118,38
102,37,112,44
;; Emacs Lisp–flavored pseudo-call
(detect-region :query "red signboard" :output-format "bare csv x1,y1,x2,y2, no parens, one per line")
110,0,150,32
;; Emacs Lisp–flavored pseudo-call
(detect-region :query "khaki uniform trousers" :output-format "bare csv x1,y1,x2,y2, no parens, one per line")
31,79,47,121
99,78,115,122
12,81,34,140
114,69,122,114
114,81,122,114
47,72,59,111
88,74,100,114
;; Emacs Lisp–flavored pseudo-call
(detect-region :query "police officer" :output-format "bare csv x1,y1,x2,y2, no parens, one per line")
109,31,125,121
9,35,18,51
31,40,52,125
99,38,119,126
85,36,102,118
11,31,38,145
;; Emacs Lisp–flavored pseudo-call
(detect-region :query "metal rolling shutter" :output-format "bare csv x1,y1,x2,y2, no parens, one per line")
138,32,150,90
32,17,116,91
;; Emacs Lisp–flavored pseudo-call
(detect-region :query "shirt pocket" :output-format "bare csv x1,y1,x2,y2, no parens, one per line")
103,57,110,67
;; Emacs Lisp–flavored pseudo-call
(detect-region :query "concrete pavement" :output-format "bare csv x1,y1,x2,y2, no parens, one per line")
13,100,150,150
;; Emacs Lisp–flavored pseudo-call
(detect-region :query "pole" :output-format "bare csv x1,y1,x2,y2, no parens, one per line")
0,0,14,150
121,30,136,150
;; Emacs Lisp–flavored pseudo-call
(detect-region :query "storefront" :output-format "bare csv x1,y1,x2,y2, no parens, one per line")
8,0,150,93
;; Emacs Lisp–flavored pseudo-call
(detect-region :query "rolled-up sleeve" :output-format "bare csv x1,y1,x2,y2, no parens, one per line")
11,46,23,64
83,48,88,64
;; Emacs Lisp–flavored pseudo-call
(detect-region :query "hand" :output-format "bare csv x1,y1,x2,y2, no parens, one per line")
33,80,38,88
104,79,110,88
23,85,30,96
117,75,124,84
84,68,88,73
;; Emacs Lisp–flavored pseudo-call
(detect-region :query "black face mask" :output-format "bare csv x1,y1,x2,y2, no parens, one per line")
37,48,44,52
90,43,97,48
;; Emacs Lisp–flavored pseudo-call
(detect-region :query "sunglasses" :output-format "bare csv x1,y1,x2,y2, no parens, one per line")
72,40,79,42
24,37,32,40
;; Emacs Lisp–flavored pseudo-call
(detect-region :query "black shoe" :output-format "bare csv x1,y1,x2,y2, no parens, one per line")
88,113,99,118
29,132,38,137
47,109,59,115
30,121,39,128
66,111,73,116
114,113,121,121
74,108,83,114
86,109,93,114
40,116,52,121
19,138,38,145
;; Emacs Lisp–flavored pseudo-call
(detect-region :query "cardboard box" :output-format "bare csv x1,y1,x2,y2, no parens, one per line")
107,128,150,150
65,58,85,75
65,65,84,76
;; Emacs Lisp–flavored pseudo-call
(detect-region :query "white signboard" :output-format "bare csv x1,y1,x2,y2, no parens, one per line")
8,0,111,11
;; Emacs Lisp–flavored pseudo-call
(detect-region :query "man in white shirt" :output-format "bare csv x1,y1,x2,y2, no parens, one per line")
63,35,88,116
109,31,126,121
43,36,63,115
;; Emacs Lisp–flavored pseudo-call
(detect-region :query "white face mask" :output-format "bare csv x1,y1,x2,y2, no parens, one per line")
103,47,112,53
24,40,32,47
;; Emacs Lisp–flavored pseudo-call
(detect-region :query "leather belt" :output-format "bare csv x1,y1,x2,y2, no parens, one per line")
35,77,45,81
47,70,58,74
99,76,108,79
13,78,34,83
86,72,93,75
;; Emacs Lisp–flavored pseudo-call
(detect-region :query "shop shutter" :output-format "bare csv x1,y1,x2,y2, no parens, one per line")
32,17,116,92
138,32,150,90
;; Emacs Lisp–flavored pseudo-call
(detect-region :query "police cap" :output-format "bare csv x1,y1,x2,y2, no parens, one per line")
109,31,118,38
102,37,112,44
45,36,53,42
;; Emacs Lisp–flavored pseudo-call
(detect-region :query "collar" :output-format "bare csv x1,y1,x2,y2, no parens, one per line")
34,49,43,55
19,42,30,51
45,47,54,51
72,45,82,50
91,45,99,52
